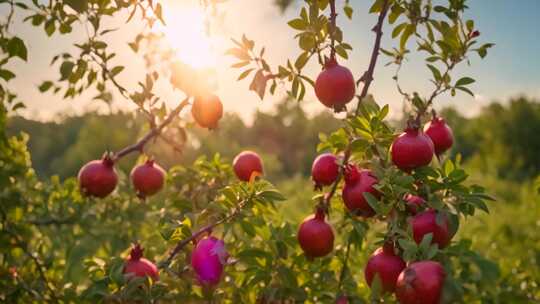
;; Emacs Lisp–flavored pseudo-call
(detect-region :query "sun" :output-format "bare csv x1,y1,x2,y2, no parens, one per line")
156,4,217,69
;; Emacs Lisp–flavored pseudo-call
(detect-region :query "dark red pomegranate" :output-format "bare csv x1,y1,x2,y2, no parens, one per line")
335,296,349,304
424,116,454,155
123,243,159,280
395,261,446,304
412,210,451,248
78,156,118,198
191,94,223,129
404,194,426,215
297,209,334,258
342,167,379,217
191,236,228,286
391,127,434,171
364,244,406,293
233,151,264,182
314,58,356,112
130,159,166,198
311,153,339,189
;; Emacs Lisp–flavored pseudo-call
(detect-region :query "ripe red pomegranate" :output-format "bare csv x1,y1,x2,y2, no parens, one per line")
404,194,426,215
424,116,454,155
123,243,159,280
395,261,446,304
311,153,339,189
191,94,223,129
391,127,434,171
335,296,349,304
233,151,264,182
365,244,406,293
314,58,356,112
130,159,166,198
342,167,379,217
297,208,334,258
78,156,118,198
412,210,451,248
191,236,228,286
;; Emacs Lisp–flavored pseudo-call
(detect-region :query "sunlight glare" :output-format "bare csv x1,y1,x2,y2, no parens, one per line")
157,6,217,69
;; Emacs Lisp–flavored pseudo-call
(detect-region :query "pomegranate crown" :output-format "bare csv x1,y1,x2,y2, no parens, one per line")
129,243,144,261
314,207,326,220
101,152,115,167
323,56,338,69
145,158,155,166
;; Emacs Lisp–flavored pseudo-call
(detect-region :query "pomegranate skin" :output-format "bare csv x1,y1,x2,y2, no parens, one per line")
335,296,349,304
191,236,228,286
130,160,166,197
191,94,223,129
391,128,435,171
424,117,454,155
404,194,426,215
395,261,446,304
365,245,406,293
314,59,356,112
78,158,118,198
311,153,339,188
123,244,159,280
233,151,264,182
342,169,379,217
297,209,334,258
412,210,451,248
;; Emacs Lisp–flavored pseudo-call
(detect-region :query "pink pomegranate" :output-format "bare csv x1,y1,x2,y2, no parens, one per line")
391,127,434,171
342,167,380,217
424,116,454,155
130,159,166,198
311,153,340,189
78,156,118,198
123,243,159,280
191,236,228,286
395,261,446,304
365,244,406,293
314,58,356,112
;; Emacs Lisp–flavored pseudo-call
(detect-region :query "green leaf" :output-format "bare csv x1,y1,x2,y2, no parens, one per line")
455,86,474,97
343,5,353,19
392,23,407,38
427,64,442,81
7,37,28,61
38,81,53,92
455,77,475,87
111,66,124,76
0,69,16,81
288,18,307,30
237,68,254,81
400,24,415,50
65,0,88,13
294,52,309,70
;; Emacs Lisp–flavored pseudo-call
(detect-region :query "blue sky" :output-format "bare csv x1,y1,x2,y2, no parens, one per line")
4,0,540,121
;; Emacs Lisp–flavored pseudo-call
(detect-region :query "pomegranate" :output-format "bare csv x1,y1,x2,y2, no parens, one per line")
191,236,228,286
130,159,166,198
233,151,264,182
364,244,406,293
424,116,454,155
191,94,223,129
335,296,349,304
297,209,334,258
391,127,434,171
342,167,379,217
123,243,159,280
404,194,426,215
412,210,451,248
311,153,339,189
78,156,118,198
314,58,356,112
395,261,446,304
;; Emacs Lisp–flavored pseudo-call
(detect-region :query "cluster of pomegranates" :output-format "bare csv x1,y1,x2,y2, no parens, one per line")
80,149,263,287
78,156,166,199
300,115,454,303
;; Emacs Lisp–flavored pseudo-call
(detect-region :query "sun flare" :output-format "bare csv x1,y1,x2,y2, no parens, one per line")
157,5,217,69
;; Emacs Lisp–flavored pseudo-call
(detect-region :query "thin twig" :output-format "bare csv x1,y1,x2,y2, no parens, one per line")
354,0,391,116
113,97,190,160
329,0,337,60
159,199,248,268
337,235,353,292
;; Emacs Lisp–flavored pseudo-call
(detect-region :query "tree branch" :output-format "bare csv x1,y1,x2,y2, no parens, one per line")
354,0,390,115
329,0,337,60
159,199,248,269
113,97,190,160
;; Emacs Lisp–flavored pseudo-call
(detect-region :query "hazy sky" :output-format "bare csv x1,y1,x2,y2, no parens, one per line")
4,0,540,122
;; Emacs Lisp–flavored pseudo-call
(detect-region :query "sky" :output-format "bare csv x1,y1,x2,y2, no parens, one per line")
4,0,540,122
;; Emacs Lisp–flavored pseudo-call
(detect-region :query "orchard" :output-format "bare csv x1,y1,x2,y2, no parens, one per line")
1,0,539,303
